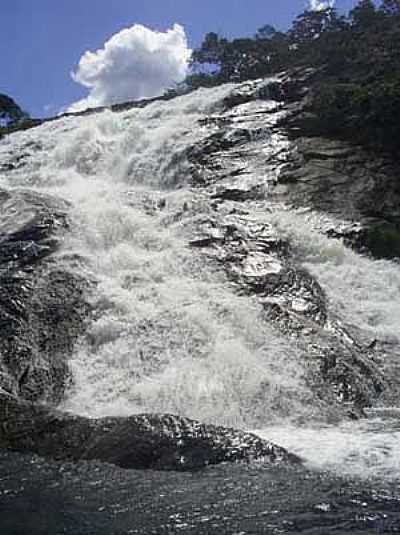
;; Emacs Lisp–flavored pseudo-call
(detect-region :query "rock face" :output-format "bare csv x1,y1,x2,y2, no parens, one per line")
0,392,299,471
186,78,388,415
0,189,90,403
275,70,400,257
276,135,400,255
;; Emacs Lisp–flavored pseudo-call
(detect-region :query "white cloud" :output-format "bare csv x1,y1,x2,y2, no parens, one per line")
309,0,335,11
68,24,191,112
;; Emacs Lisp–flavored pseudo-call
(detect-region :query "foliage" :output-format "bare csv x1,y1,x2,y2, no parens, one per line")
191,29,289,83
365,224,400,259
311,77,400,147
0,94,28,126
381,0,400,14
289,8,343,47
189,1,400,152
0,94,30,140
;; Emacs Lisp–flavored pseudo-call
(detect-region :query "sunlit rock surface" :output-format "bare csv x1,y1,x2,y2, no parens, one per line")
185,78,388,415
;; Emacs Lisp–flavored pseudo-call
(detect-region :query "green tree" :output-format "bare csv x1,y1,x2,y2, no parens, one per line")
0,94,28,126
192,27,290,85
381,0,400,15
191,32,228,68
254,24,277,40
349,0,378,30
289,7,338,47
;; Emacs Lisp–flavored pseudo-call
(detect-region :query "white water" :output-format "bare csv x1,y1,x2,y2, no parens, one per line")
257,417,400,481
1,84,400,480
270,208,400,345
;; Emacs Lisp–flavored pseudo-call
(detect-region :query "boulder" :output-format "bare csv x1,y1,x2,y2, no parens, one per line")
0,392,300,471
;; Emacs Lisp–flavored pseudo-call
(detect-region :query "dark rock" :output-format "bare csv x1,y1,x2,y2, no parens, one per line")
0,189,90,404
0,189,68,266
0,392,300,471
275,137,400,244
212,184,265,202
270,75,400,259
189,236,223,248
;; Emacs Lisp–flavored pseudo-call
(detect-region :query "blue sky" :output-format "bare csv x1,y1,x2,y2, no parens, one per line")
1,0,358,117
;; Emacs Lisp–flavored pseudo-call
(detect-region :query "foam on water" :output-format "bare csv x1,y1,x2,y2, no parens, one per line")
1,84,400,479
269,208,400,345
253,208,400,480
257,417,400,480
0,86,316,429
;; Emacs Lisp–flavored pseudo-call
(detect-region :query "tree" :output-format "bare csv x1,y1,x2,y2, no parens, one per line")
289,7,337,46
191,32,228,67
350,0,378,30
255,24,277,40
381,0,400,15
0,94,28,126
192,31,285,84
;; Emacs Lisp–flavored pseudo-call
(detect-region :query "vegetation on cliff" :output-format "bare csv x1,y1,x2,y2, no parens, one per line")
190,0,400,152
0,93,31,139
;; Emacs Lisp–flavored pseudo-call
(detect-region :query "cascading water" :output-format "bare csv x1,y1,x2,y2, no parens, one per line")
1,81,400,482
270,209,400,346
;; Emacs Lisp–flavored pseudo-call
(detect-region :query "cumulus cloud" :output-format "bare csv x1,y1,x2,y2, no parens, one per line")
309,0,335,11
68,24,191,112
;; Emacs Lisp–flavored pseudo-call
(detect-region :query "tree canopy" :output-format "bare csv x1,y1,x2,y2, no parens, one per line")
0,94,28,126
189,0,400,152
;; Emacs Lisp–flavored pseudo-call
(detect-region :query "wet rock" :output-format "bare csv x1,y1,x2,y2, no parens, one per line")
185,80,388,414
269,76,400,259
0,392,300,471
0,189,68,267
0,189,90,404
212,183,265,202
276,136,400,243
189,235,223,248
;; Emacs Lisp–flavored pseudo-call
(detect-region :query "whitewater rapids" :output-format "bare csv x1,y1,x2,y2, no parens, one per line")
1,82,400,481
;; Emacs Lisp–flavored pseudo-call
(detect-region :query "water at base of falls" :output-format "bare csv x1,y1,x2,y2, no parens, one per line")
1,82,400,482
257,417,400,481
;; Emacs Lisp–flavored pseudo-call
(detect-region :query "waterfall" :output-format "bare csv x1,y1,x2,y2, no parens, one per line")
1,81,400,480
